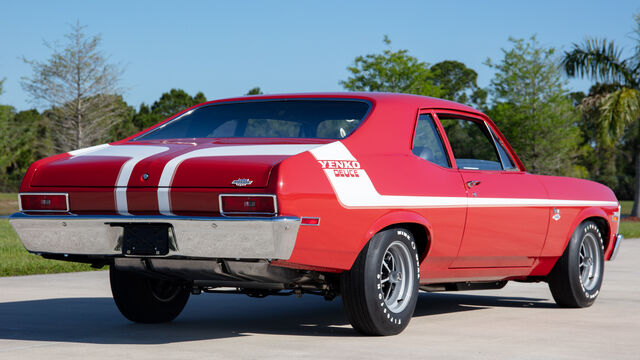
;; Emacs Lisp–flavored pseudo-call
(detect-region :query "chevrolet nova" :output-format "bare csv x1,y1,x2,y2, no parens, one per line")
10,93,623,335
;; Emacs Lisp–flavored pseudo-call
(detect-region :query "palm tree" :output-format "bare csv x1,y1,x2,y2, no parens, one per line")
563,15,640,217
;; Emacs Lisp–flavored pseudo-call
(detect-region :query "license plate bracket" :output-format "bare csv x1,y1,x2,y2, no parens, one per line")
121,224,171,256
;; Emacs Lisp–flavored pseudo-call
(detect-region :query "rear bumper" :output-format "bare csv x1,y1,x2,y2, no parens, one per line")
9,213,301,260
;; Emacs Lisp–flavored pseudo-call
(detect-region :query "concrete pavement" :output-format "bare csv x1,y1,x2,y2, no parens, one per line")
0,240,638,359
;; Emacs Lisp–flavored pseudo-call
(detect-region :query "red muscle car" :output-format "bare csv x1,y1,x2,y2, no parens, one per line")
10,93,622,335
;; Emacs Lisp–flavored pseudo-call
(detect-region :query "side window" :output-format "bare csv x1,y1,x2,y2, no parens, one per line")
412,114,450,168
439,117,503,171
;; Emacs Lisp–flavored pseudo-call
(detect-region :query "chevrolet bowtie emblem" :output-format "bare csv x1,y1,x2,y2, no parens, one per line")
231,178,253,187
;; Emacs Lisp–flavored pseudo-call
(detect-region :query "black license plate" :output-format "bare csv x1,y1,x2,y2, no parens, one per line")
121,224,171,256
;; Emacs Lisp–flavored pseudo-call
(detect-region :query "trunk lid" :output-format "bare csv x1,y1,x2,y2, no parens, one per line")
31,139,325,188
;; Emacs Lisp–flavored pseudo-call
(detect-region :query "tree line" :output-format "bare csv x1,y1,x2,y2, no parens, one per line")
0,18,638,216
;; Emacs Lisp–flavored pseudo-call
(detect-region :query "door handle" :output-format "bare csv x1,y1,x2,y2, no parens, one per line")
466,180,481,188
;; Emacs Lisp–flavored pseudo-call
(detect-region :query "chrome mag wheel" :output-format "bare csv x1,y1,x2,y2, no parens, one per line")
547,220,604,308
579,233,602,292
341,227,419,335
379,240,415,313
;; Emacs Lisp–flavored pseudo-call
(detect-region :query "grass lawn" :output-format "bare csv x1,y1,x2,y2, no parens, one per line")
619,221,640,239
0,220,98,277
620,200,633,216
0,193,18,216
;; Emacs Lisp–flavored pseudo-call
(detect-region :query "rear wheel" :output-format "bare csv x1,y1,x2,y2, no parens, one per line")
547,221,604,308
109,266,190,323
341,227,419,336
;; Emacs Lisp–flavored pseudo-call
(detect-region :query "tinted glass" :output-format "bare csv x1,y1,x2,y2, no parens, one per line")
440,117,502,170
136,100,370,140
490,129,517,170
412,114,450,168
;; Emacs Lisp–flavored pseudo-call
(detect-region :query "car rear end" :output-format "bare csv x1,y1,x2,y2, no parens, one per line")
9,97,372,289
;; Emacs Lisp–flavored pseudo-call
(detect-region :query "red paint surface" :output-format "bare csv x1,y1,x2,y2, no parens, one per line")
452,171,549,268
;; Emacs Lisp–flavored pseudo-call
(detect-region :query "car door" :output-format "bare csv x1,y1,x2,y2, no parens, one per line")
410,112,468,273
436,113,550,268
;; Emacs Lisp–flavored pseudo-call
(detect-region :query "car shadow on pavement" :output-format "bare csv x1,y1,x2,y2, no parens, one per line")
414,292,556,317
0,292,553,344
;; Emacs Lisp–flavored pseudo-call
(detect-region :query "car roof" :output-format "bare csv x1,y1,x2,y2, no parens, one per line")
198,92,481,114
122,91,524,171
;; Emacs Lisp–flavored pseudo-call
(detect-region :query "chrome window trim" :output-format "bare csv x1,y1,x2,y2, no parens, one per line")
19,192,70,213
485,124,518,171
412,113,452,169
481,121,509,171
438,114,506,172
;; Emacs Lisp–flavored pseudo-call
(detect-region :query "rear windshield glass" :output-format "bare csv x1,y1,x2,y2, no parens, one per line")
135,100,370,140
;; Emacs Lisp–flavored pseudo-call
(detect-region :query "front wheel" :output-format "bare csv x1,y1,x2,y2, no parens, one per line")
109,266,190,323
547,221,604,308
341,227,420,336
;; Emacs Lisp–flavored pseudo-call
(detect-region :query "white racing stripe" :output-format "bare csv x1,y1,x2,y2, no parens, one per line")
68,144,169,215
68,144,110,157
309,141,619,209
157,144,321,215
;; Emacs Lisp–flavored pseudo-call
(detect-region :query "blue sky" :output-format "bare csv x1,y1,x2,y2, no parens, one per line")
1,0,638,111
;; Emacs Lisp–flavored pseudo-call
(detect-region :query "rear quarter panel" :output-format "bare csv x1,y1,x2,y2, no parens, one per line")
274,146,467,272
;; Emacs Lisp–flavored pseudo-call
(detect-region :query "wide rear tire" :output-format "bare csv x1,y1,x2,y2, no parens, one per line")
109,266,190,323
341,227,420,336
547,221,604,308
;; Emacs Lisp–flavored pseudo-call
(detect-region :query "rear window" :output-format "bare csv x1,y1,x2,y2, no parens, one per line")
135,100,370,140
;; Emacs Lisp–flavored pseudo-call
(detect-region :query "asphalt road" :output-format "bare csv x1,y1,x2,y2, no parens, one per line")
1,241,638,359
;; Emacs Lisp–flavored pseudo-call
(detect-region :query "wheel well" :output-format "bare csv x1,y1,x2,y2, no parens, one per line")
585,216,610,250
381,222,430,262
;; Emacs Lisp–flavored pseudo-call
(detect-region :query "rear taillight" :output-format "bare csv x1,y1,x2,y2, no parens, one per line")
219,194,276,216
20,193,69,212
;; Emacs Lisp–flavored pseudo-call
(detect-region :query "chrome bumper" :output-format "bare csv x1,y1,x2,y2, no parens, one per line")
9,213,301,260
610,234,623,261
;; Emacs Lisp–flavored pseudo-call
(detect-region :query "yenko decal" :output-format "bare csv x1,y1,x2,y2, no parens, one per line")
318,160,361,178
